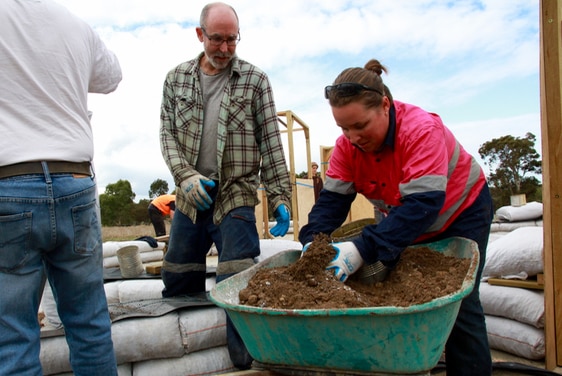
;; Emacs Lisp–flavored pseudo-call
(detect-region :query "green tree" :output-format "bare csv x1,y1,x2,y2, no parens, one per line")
478,132,542,208
131,198,151,225
99,179,136,226
295,170,308,179
148,178,169,199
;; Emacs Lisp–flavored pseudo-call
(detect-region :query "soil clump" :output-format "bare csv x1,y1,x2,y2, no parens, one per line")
239,234,471,309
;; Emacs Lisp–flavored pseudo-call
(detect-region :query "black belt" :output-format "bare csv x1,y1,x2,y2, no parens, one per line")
0,161,92,179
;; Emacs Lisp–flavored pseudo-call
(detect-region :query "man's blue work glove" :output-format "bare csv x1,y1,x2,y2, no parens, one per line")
327,241,364,282
180,175,215,211
270,204,290,237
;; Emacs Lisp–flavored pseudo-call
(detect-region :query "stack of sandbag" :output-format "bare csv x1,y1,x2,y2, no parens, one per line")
488,201,543,242
41,278,233,376
481,201,545,360
103,239,166,268
40,238,303,376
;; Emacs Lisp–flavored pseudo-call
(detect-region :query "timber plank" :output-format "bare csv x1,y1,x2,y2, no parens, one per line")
487,275,544,290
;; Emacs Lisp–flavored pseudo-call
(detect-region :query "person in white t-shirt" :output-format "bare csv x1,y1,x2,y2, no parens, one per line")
0,1,122,375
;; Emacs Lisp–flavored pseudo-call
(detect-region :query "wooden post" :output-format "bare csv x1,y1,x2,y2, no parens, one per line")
540,0,562,369
276,110,312,241
286,111,300,241
319,145,334,181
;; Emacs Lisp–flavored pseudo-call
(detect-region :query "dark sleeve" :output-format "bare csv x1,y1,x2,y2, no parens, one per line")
353,190,445,265
298,189,356,244
169,201,176,211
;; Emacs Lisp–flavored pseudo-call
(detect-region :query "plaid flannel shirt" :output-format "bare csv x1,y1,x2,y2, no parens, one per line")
160,53,291,224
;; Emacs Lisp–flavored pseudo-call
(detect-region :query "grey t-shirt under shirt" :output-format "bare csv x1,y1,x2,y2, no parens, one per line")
196,68,229,180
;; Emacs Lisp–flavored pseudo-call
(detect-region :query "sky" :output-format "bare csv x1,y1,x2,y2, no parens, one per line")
55,0,541,201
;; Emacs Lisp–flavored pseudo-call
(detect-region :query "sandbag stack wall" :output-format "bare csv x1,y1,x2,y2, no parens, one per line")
481,202,545,360
39,239,303,375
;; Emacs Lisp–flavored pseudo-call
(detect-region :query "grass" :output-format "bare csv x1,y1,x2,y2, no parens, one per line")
101,223,171,242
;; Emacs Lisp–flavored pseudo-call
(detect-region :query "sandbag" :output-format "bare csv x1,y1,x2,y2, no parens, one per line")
117,279,164,302
483,226,543,279
495,202,543,222
257,239,302,262
112,312,185,364
42,281,126,330
117,363,132,376
132,346,235,376
118,363,132,376
206,276,217,292
104,250,163,268
105,277,215,304
488,231,509,244
46,362,132,376
105,281,124,304
40,335,71,375
486,315,545,360
480,283,544,328
490,220,543,233
179,307,226,354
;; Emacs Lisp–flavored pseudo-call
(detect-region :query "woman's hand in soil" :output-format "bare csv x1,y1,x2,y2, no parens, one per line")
328,242,364,282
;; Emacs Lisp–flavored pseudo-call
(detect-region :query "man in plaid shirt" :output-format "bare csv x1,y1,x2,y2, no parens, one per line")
159,2,291,370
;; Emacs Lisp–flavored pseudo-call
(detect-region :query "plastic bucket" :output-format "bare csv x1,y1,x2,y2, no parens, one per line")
330,218,376,242
116,245,144,278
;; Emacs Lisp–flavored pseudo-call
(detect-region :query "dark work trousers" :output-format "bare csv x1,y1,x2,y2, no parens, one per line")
161,184,258,370
148,204,166,236
426,183,494,376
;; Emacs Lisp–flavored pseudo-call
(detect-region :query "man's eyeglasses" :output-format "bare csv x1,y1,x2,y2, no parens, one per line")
201,27,240,46
324,83,383,99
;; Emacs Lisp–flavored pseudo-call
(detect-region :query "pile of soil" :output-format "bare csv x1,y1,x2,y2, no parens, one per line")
239,234,471,309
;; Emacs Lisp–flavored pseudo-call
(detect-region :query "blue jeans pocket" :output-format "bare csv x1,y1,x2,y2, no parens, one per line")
0,212,32,272
72,200,101,255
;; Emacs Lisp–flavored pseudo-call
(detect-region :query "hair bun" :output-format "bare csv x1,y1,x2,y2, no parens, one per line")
364,59,387,76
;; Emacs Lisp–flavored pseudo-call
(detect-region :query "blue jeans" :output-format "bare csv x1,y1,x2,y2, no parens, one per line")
0,166,117,376
162,204,259,369
428,184,494,376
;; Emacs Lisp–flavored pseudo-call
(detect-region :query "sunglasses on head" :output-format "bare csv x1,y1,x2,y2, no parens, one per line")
324,83,383,99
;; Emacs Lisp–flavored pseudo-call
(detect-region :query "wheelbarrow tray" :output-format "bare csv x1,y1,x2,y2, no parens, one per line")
210,237,479,374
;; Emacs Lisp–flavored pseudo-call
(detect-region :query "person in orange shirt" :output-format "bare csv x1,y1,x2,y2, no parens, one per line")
148,194,175,236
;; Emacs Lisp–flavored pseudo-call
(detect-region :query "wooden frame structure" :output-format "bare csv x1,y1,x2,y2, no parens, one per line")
261,110,311,241
540,0,562,369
